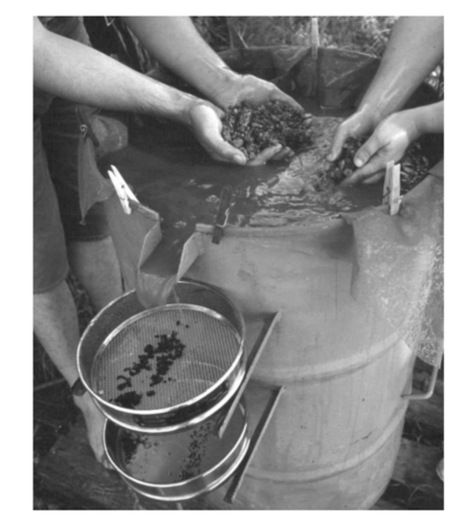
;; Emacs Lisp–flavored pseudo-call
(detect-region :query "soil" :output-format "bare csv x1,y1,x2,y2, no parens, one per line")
327,136,367,182
221,100,313,160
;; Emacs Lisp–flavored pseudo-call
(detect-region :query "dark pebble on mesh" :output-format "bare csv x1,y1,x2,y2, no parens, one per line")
114,390,143,409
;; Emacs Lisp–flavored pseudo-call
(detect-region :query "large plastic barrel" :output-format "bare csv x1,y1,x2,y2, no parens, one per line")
101,141,441,510
182,219,421,509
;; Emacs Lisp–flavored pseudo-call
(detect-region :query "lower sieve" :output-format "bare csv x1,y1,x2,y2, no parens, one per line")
104,400,250,501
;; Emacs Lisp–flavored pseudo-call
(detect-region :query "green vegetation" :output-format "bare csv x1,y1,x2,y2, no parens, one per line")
193,16,397,56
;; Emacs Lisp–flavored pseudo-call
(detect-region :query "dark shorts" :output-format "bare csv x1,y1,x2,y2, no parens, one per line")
34,17,110,294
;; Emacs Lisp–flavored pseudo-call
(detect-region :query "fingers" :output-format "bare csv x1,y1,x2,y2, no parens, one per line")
190,100,299,167
201,137,248,165
338,134,388,185
206,140,248,165
362,173,384,185
327,125,349,162
253,86,303,111
190,103,247,165
101,453,115,470
351,135,383,170
270,146,294,161
246,144,285,166
74,392,113,468
341,155,387,185
235,75,303,111
272,93,305,113
327,110,377,163
340,136,408,186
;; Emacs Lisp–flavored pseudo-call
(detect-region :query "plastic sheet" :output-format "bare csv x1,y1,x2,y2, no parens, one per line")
341,169,443,367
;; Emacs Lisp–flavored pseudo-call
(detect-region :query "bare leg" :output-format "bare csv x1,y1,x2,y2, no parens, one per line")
34,280,108,465
67,235,123,312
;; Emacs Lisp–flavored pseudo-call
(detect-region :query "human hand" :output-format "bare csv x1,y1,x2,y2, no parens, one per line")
327,108,379,164
74,391,113,469
186,95,295,166
185,99,248,165
212,73,307,164
341,109,421,185
216,73,302,109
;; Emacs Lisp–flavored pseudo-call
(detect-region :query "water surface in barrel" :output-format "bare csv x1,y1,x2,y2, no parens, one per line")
101,97,428,235
98,97,430,295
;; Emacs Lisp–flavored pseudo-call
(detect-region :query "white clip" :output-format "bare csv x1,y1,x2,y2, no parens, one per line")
383,161,401,215
107,165,139,215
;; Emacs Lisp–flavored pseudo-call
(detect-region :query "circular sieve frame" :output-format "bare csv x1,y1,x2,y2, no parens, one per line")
88,303,245,417
103,402,250,502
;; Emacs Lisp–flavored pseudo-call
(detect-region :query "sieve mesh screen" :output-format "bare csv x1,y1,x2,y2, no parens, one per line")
91,306,241,410
115,404,245,483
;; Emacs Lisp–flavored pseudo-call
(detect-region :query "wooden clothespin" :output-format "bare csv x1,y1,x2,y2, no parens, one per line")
212,185,233,244
107,165,139,215
383,161,401,215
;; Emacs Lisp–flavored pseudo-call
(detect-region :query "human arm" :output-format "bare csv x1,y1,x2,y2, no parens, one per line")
341,101,444,185
33,17,247,164
328,16,444,162
122,17,302,109
122,16,305,162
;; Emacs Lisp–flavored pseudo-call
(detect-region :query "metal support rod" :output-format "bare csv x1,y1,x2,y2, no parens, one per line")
214,311,282,439
223,385,285,505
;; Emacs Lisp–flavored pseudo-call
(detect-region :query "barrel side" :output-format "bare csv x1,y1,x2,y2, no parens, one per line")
187,225,416,509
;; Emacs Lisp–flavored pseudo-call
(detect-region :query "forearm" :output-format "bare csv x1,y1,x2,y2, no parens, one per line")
412,101,444,136
33,17,197,125
358,16,443,124
122,16,240,106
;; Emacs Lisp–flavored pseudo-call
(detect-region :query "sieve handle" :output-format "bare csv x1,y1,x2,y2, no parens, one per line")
214,311,282,439
223,385,285,505
401,363,439,401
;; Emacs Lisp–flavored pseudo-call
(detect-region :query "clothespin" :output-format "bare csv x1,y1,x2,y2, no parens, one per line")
212,185,233,244
76,107,100,147
107,165,139,215
383,161,401,215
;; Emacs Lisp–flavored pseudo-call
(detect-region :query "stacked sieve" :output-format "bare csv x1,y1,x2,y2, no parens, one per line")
77,279,282,503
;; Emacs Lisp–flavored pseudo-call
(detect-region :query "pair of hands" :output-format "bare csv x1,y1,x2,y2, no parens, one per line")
186,71,420,174
184,74,305,166
328,107,420,185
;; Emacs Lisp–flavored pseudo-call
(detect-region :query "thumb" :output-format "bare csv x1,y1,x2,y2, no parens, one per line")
353,135,383,168
342,153,387,185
